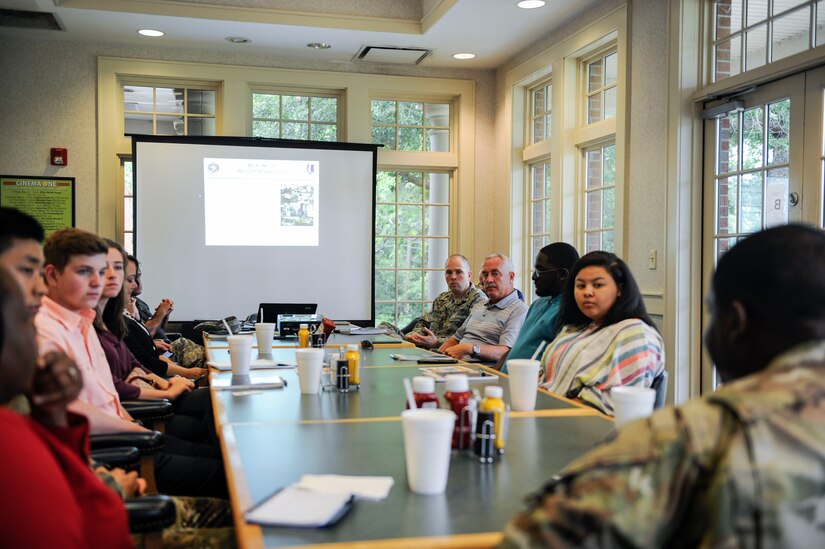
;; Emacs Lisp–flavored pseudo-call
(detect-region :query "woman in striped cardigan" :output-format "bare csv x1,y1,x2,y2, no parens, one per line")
539,251,664,415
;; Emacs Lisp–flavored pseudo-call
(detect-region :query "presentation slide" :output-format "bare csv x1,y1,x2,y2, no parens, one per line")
133,136,377,323
203,158,320,246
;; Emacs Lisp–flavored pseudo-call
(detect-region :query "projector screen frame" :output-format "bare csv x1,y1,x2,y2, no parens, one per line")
130,134,379,326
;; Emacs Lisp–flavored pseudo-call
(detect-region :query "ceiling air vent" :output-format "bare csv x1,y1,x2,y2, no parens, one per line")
0,8,63,31
354,46,433,65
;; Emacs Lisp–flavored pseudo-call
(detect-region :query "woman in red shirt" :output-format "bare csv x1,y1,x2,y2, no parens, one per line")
0,267,133,549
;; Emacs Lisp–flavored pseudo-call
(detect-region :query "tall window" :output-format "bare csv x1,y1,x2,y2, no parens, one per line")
121,82,219,248
371,100,450,151
374,171,451,327
371,97,454,325
583,143,616,253
122,159,134,254
251,92,338,141
713,0,823,82
528,159,552,297
585,50,618,125
123,85,216,136
531,81,552,143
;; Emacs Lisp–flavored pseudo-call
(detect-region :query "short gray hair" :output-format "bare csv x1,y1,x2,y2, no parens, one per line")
445,254,471,272
484,253,515,274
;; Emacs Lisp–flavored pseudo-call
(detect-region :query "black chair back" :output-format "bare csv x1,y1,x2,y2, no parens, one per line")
651,369,668,409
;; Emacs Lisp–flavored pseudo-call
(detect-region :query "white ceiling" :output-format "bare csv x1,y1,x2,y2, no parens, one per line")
0,0,602,69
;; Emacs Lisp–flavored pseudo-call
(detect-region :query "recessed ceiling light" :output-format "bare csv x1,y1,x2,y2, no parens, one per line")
307,42,332,50
137,29,164,37
452,53,476,60
517,0,546,8
226,36,251,44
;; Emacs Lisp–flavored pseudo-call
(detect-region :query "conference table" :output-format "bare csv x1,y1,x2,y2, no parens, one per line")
206,333,613,548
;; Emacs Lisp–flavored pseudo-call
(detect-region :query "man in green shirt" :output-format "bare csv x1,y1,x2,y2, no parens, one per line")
405,254,486,349
501,242,579,371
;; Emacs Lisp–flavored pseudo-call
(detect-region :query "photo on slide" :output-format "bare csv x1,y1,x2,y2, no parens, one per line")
280,184,314,226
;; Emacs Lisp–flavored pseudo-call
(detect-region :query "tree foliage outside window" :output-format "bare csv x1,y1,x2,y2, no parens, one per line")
374,170,450,327
252,92,338,141
370,100,450,151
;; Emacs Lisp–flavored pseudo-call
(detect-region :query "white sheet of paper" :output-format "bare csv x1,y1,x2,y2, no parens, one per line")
294,475,394,501
207,358,296,370
766,184,788,227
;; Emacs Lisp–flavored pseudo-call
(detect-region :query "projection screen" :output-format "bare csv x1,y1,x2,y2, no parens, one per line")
133,135,377,323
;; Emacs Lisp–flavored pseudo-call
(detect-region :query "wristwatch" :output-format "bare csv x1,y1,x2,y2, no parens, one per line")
472,344,481,357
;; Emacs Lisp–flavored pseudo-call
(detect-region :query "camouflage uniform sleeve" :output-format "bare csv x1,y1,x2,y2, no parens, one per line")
427,292,458,343
410,309,432,336
499,401,731,548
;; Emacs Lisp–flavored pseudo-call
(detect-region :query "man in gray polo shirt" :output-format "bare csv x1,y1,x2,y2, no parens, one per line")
439,253,528,362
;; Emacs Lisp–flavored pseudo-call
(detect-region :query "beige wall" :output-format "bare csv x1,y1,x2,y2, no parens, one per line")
0,0,670,314
625,0,668,312
493,0,668,315
0,36,497,262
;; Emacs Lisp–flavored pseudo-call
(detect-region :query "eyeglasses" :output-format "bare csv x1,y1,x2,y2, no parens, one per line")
533,267,561,277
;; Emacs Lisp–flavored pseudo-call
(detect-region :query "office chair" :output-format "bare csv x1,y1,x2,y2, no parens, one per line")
91,430,165,494
651,369,669,409
127,495,177,549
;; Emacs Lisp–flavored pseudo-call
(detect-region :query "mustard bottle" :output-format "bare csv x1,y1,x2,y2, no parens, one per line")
298,323,310,348
479,385,506,452
345,344,360,386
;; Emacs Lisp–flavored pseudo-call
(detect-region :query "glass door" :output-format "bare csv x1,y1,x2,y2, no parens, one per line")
701,73,805,392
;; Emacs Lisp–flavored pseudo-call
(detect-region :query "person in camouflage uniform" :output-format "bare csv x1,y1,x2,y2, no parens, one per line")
404,254,486,349
500,224,825,548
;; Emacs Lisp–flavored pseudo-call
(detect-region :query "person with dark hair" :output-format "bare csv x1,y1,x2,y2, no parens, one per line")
124,254,173,338
539,250,664,415
0,267,133,548
97,239,216,444
500,224,825,548
0,207,48,321
501,243,579,370
0,206,45,252
124,255,207,375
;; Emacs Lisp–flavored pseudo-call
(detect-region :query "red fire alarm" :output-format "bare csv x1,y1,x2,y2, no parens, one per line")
50,148,68,166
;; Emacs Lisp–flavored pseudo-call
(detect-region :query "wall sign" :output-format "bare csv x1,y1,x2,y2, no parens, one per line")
0,175,76,235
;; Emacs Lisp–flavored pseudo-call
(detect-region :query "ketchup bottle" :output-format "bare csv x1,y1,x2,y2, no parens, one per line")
444,374,472,449
408,376,440,409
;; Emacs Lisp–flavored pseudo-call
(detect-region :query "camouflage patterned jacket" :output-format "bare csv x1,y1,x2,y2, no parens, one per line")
499,340,825,548
411,286,486,347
